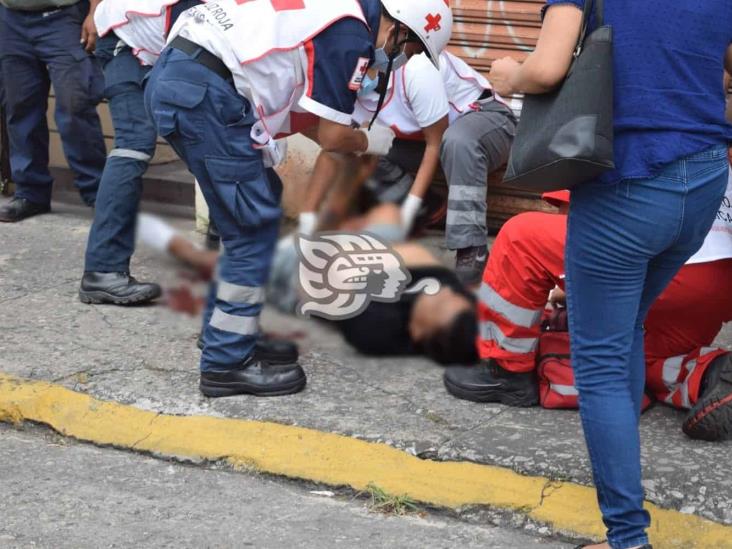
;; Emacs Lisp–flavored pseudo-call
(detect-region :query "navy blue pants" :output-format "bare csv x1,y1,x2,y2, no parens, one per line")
0,2,105,206
565,145,729,549
145,48,282,372
84,34,157,272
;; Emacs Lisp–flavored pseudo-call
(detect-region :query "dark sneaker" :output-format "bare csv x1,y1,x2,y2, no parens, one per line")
455,245,488,287
79,272,162,305
0,197,50,223
683,353,732,441
197,332,299,364
199,356,306,398
444,359,539,407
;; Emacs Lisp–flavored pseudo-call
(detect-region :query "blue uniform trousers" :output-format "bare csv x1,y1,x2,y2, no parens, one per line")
145,47,282,372
0,1,105,206
84,33,157,272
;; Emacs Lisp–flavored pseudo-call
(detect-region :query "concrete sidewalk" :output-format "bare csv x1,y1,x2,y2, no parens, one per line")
1,201,731,544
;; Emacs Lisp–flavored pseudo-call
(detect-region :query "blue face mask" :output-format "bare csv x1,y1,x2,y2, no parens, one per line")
371,42,408,73
358,73,380,96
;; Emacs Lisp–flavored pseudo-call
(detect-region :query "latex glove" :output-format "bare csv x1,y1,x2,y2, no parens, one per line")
298,212,317,236
136,213,178,253
260,138,288,168
359,124,395,156
400,194,423,234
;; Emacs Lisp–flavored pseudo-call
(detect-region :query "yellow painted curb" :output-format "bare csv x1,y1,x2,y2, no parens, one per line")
0,373,729,548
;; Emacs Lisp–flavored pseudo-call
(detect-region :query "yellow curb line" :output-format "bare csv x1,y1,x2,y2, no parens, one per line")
0,373,729,548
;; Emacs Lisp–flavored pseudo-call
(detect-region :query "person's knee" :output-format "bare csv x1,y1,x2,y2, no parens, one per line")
440,126,480,163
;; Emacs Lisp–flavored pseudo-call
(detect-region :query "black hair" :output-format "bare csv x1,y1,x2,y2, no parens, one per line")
419,310,479,366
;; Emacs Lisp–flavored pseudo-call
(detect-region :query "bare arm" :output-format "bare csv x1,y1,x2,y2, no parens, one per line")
488,4,583,96
317,119,368,154
82,0,102,52
725,45,732,76
407,116,449,199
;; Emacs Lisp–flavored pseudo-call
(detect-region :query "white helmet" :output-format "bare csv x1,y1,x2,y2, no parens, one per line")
380,0,453,69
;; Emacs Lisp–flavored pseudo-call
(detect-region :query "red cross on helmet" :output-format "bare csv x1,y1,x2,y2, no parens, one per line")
380,0,453,69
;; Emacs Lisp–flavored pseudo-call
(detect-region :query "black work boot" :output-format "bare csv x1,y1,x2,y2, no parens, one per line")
683,353,732,441
444,359,539,407
79,272,162,305
455,245,488,287
199,355,306,398
197,332,299,364
0,197,50,223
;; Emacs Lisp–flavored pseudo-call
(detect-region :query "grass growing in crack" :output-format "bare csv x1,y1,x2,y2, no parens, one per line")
365,482,419,516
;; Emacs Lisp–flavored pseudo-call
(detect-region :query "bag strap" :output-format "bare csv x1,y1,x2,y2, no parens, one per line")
574,0,604,57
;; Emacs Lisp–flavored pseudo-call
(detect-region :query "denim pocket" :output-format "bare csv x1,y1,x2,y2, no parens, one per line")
205,156,282,228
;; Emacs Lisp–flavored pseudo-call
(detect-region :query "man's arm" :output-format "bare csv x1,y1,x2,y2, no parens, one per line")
725,45,732,79
407,116,448,200
81,0,102,52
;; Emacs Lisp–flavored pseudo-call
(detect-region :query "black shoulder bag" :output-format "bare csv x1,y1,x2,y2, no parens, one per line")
502,0,614,192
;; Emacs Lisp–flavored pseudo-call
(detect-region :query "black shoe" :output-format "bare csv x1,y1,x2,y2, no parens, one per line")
455,245,488,287
199,356,306,398
683,353,732,441
443,359,539,407
79,272,162,305
0,197,50,223
197,332,299,364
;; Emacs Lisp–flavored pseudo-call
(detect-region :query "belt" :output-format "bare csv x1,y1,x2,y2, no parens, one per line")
169,36,232,82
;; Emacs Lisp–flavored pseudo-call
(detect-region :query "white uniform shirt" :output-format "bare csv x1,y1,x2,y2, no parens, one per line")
687,170,732,264
352,51,496,139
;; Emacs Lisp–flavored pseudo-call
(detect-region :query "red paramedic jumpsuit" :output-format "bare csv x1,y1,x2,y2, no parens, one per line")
477,182,732,410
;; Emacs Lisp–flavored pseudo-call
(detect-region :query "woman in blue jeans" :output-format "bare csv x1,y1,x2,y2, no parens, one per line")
487,2,732,548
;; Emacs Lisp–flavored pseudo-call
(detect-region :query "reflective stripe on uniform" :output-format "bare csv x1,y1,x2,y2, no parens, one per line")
550,383,579,397
209,308,259,336
108,148,152,162
449,185,486,201
680,359,699,409
446,209,483,226
479,283,543,329
217,280,265,305
662,355,684,391
479,321,538,354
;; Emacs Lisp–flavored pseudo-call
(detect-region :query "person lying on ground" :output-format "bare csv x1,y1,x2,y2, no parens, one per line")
138,204,479,366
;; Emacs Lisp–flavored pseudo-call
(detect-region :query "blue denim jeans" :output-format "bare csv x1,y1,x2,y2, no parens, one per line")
84,33,157,272
565,145,729,549
145,47,282,371
0,2,105,206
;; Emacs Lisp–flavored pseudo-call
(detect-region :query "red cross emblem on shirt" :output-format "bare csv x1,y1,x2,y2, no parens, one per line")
424,13,442,33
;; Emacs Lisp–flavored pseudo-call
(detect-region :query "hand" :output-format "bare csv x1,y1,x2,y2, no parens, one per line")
488,56,521,96
549,286,566,308
81,12,98,52
360,124,395,156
